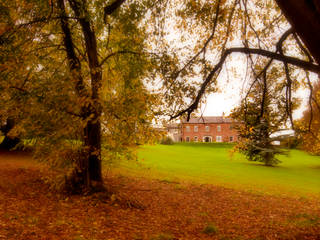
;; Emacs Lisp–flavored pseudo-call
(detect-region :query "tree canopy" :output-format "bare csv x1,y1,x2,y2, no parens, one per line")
1,0,320,191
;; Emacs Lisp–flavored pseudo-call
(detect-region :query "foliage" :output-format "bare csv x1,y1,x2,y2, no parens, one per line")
296,80,320,155
160,136,174,145
1,0,320,191
148,0,319,122
230,63,299,166
0,0,161,191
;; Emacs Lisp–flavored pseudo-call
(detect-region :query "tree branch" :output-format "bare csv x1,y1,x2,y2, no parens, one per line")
104,0,127,22
170,46,320,120
171,0,222,80
99,50,140,67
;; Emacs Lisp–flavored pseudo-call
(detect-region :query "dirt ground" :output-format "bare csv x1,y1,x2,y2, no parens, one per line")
0,151,320,240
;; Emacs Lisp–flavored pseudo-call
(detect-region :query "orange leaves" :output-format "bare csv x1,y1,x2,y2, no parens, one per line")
1,154,320,240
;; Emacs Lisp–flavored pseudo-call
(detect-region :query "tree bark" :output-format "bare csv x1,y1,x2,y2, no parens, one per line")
68,0,103,189
58,0,103,191
276,0,320,64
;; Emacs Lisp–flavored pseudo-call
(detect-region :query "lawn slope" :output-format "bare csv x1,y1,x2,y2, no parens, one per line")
117,143,320,196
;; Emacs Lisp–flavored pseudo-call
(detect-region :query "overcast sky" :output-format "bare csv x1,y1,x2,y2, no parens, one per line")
199,56,313,120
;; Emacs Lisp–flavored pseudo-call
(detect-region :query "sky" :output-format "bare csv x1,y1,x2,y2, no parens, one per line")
199,57,313,120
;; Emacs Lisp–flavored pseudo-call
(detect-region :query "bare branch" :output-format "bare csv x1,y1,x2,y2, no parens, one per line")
171,0,222,80
171,46,320,120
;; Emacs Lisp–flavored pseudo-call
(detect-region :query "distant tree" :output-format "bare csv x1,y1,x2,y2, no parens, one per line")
230,64,299,166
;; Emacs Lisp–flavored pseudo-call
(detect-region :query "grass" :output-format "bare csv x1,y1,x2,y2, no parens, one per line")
113,143,320,196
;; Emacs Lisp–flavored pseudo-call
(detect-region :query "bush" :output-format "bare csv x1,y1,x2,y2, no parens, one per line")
160,136,174,145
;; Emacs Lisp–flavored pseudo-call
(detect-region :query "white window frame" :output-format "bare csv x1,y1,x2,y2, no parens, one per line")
217,125,221,132
186,126,190,132
194,136,198,142
216,136,222,142
194,125,198,132
205,125,210,132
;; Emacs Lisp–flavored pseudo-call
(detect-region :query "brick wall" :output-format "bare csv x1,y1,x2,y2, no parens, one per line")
181,123,239,142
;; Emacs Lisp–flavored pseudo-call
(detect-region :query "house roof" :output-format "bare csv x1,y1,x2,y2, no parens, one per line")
181,116,234,124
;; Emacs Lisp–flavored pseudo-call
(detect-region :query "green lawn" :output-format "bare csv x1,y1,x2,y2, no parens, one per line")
114,143,320,197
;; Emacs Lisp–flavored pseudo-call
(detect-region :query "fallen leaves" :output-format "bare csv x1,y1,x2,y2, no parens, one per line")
0,151,320,240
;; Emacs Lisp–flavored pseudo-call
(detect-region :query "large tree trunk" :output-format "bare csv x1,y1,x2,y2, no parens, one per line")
68,0,104,189
276,0,320,64
58,0,103,192
84,119,103,184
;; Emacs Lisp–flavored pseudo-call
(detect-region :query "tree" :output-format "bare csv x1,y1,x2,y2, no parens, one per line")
165,0,320,122
296,78,320,155
275,0,320,64
0,0,159,193
231,64,299,166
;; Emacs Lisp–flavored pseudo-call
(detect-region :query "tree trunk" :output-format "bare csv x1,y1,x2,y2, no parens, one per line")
276,0,320,64
67,0,104,190
84,119,103,185
58,0,103,192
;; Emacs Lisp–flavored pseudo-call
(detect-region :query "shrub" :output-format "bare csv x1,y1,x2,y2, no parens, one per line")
160,136,174,145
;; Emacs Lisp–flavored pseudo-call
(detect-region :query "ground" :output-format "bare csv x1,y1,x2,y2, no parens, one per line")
1,150,320,240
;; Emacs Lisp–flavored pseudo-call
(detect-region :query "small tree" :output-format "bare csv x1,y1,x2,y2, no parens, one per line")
231,65,296,166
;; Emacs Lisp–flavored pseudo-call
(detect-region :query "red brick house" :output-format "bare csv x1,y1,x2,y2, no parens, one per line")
181,116,239,143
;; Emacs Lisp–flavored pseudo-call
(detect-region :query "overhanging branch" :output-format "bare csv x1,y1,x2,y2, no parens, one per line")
170,47,320,121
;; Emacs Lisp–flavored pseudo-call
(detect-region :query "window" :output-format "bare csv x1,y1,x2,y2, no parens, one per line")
229,136,234,142
194,125,198,132
194,136,198,142
216,136,222,142
205,125,210,132
217,125,221,132
186,136,190,142
229,125,233,130
186,126,190,132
